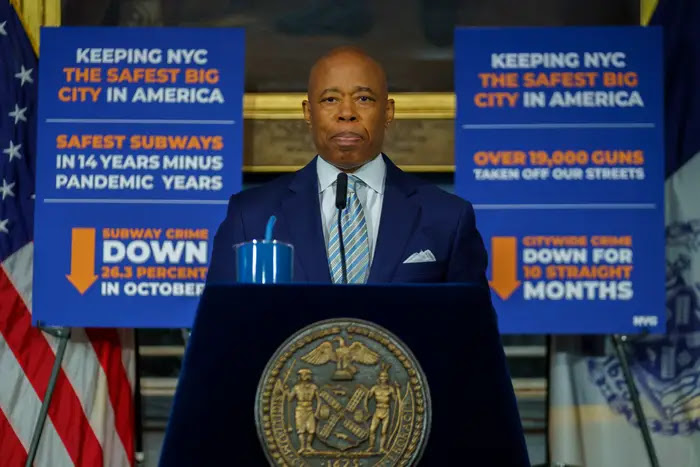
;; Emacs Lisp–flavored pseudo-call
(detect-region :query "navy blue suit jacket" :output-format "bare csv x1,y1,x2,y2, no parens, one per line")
207,155,488,285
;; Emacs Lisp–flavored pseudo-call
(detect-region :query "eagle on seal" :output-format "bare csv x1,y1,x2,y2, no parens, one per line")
301,337,379,380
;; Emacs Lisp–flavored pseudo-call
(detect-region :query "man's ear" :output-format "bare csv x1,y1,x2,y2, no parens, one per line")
385,98,395,127
302,99,312,126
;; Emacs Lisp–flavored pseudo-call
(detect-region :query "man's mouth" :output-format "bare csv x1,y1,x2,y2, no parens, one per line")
332,131,363,146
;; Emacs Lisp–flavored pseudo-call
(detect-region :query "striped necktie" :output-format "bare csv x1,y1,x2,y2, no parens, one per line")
327,175,370,284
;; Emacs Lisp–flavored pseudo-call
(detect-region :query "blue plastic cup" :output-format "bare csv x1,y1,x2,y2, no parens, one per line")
234,240,294,284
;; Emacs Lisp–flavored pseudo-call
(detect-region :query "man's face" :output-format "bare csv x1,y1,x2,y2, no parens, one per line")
303,52,395,171
379,373,388,384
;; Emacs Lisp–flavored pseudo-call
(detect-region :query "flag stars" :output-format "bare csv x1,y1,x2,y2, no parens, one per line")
0,219,9,234
8,104,27,124
0,179,15,200
3,141,22,161
14,65,33,86
0,21,7,36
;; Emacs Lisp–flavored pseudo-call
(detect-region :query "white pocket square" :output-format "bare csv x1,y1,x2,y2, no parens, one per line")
403,249,436,264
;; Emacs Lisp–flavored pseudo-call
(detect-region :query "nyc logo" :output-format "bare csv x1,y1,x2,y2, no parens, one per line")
588,220,700,436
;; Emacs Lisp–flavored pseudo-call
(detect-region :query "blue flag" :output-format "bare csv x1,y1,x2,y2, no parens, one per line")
653,0,700,176
549,1,700,465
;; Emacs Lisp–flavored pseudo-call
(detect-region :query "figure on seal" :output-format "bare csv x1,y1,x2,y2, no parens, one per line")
365,364,401,453
279,368,321,454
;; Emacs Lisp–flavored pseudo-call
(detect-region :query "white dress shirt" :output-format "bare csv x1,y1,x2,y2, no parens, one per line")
317,154,386,263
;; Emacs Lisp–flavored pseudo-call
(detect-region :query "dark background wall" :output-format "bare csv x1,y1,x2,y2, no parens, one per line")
62,0,639,92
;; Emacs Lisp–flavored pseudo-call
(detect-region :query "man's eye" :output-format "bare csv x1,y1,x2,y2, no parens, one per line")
358,96,374,102
323,97,337,103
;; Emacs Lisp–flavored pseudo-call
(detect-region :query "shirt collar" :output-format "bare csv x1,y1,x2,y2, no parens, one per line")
316,154,386,194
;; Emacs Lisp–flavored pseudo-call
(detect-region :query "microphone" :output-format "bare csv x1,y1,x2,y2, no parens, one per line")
335,172,348,210
335,173,348,284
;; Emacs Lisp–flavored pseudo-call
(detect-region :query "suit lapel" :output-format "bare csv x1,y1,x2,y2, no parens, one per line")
280,158,331,283
368,156,421,283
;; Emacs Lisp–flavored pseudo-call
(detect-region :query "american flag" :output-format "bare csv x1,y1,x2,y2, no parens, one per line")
0,2,135,466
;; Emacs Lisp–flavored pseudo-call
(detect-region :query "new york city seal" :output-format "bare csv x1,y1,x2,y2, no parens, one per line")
255,319,431,466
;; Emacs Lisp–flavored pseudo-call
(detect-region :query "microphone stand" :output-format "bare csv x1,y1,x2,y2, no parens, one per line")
337,209,348,284
335,173,349,284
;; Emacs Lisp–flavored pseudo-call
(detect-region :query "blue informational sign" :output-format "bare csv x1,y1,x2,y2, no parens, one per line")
33,27,245,327
454,27,665,334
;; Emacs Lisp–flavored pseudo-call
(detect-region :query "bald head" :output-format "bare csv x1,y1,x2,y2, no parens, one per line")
303,47,395,171
308,47,388,98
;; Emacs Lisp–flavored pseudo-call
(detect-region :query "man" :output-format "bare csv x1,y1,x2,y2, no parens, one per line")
207,46,488,285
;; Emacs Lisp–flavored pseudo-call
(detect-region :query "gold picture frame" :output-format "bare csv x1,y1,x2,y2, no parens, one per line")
242,93,456,173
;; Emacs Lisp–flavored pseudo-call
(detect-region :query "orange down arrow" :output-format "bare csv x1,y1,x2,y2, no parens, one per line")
489,236,521,300
66,228,98,294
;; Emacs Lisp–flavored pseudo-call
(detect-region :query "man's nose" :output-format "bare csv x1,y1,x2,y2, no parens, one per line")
337,100,358,122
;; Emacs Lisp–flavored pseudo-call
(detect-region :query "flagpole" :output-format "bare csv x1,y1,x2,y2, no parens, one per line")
25,325,72,467
611,334,660,467
133,329,144,465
